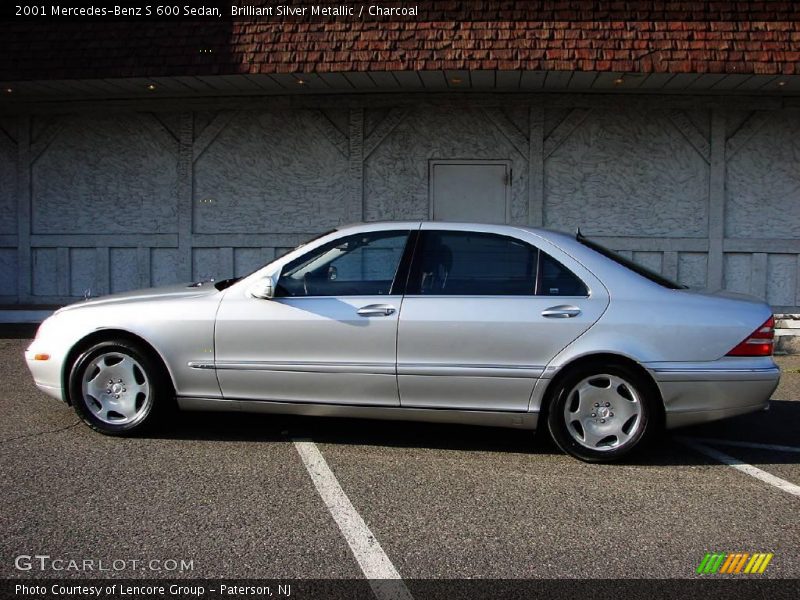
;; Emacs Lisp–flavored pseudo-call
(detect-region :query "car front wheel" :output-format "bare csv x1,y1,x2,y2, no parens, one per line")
546,363,658,462
69,340,168,435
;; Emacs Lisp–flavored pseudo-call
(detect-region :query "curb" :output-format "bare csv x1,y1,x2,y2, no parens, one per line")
775,314,800,355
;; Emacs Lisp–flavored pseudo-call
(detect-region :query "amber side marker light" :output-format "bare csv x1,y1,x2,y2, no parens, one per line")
33,353,50,361
726,316,774,357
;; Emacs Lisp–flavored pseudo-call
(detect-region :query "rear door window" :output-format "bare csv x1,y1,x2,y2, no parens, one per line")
406,231,536,295
407,230,588,297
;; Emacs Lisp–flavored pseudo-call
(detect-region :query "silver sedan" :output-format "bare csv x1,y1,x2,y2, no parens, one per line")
25,222,780,462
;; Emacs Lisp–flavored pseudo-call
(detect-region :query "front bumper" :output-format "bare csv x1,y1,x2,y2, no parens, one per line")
25,339,68,403
652,366,780,429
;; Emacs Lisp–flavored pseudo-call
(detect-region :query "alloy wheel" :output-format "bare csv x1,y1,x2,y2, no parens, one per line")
80,351,151,426
562,374,643,452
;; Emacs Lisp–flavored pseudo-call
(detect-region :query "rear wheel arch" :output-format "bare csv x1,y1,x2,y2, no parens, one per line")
540,353,665,429
62,329,175,406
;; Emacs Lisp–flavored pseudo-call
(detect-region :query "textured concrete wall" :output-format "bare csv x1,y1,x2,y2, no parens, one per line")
544,109,709,237
31,114,179,235
193,110,350,235
1,97,798,310
726,111,800,239
0,124,16,298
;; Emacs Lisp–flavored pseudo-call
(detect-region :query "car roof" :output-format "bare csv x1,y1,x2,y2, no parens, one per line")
335,220,575,240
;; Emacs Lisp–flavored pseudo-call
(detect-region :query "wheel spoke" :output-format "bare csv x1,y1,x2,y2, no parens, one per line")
612,396,639,423
580,424,607,449
85,378,107,401
614,425,635,446
88,395,112,420
113,394,138,419
577,386,609,416
126,381,148,397
117,356,136,380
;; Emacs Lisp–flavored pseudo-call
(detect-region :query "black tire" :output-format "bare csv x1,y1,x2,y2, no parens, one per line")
546,361,659,462
69,339,171,436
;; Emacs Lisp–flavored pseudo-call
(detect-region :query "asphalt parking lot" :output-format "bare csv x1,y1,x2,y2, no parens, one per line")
1,336,798,582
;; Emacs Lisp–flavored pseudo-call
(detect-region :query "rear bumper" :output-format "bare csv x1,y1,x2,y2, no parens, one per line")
652,366,780,429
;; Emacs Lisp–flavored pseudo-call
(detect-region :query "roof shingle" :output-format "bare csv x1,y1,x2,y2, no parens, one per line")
2,2,799,81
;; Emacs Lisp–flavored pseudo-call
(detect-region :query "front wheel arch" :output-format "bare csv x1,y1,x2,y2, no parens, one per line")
539,353,665,436
62,329,175,406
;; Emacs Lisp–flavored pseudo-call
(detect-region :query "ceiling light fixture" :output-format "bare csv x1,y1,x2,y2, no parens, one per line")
296,78,307,85
777,80,787,87
450,77,463,84
146,83,157,91
613,77,624,85
3,87,12,94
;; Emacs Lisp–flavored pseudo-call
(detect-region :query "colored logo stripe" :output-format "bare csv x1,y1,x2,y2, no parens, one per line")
698,552,773,574
720,553,737,573
745,553,774,574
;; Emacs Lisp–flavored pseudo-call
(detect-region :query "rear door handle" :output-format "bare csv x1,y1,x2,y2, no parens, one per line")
357,304,396,317
541,305,581,318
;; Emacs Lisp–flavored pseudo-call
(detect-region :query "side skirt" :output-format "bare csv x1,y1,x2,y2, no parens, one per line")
176,396,539,430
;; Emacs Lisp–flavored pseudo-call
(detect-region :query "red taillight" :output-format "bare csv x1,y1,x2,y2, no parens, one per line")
726,316,774,357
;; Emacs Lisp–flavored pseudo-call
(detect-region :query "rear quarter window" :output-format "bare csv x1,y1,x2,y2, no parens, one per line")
537,252,588,296
577,233,687,290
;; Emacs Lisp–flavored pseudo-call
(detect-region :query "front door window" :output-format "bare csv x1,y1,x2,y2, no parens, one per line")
277,231,410,297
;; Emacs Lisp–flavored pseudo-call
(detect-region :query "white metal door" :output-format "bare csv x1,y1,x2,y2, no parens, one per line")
430,160,510,224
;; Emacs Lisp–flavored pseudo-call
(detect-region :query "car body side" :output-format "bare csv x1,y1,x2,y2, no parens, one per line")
25,221,780,431
521,228,779,427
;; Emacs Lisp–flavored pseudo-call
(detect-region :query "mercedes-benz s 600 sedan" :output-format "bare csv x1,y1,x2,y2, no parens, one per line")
26,222,780,462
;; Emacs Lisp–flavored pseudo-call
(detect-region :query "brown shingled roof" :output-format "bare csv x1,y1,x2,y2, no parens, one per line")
1,2,799,81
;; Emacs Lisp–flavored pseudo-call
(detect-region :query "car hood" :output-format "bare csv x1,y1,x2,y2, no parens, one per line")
55,282,220,314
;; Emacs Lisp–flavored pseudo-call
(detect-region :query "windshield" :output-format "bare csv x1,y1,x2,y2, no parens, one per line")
210,229,338,291
577,233,687,290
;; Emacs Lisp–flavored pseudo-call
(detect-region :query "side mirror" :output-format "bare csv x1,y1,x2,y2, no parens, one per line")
248,274,278,300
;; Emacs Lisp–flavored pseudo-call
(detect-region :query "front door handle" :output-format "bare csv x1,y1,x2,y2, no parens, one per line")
541,305,581,318
357,304,396,317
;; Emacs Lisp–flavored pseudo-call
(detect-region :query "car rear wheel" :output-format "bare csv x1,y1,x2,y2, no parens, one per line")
69,340,169,435
546,363,657,462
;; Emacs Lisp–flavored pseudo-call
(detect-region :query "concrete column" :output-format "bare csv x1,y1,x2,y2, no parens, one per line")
16,116,31,302
177,113,193,281
528,102,544,227
348,108,364,223
706,110,726,291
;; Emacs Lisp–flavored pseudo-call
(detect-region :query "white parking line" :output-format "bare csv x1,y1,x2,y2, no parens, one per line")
676,437,800,498
685,437,800,454
293,438,413,600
